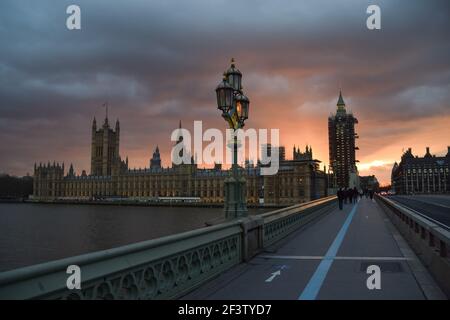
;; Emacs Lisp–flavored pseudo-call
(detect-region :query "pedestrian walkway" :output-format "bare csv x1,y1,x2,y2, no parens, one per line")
184,198,441,300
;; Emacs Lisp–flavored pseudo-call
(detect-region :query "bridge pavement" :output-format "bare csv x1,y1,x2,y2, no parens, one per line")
184,198,445,300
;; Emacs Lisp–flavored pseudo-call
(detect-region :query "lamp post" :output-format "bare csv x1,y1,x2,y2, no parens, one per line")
215,58,250,219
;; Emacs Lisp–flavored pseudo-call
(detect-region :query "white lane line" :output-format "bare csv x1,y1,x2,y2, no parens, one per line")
393,201,450,230
397,196,450,209
259,255,411,261
421,202,450,209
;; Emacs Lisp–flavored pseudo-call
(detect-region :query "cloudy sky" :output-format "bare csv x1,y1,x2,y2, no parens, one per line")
0,0,449,185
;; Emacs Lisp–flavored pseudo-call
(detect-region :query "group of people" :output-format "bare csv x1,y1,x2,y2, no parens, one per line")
336,187,374,210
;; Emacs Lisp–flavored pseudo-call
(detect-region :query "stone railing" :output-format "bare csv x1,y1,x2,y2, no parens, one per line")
0,196,336,300
262,197,337,246
375,194,450,297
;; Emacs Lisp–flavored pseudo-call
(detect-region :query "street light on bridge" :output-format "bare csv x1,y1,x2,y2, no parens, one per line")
215,58,250,219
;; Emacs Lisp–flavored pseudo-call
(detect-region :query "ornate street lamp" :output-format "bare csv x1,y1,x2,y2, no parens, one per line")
235,92,249,121
215,74,234,114
225,59,242,91
215,58,250,219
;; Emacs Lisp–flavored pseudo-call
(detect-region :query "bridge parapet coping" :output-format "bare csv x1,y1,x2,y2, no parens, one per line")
376,194,450,298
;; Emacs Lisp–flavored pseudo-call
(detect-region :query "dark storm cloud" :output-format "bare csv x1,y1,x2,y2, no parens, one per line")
0,0,449,176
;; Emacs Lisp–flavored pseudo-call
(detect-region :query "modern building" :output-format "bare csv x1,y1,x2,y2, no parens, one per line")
32,117,327,205
328,91,359,188
391,147,450,194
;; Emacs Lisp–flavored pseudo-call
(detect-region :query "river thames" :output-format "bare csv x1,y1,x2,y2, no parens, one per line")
0,203,269,272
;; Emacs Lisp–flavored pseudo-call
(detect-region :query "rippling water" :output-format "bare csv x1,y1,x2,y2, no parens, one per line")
0,203,268,272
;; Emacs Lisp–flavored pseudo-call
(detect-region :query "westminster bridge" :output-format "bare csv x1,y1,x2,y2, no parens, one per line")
0,194,449,300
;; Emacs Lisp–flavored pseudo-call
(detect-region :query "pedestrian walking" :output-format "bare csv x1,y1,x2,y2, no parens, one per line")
337,188,344,210
352,187,358,203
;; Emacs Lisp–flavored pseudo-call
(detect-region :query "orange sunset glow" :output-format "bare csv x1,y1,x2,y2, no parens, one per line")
1,1,449,188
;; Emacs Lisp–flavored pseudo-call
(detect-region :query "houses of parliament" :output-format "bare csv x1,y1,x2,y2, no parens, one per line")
32,115,328,206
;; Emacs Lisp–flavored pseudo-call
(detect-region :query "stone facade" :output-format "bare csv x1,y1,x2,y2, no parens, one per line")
263,159,327,205
90,117,123,176
391,147,450,194
359,175,379,192
33,117,327,205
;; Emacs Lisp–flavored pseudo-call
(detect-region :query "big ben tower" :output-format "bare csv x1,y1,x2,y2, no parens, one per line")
328,91,359,188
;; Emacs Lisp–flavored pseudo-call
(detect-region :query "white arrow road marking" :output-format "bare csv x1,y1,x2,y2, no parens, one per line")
265,270,281,283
